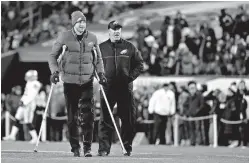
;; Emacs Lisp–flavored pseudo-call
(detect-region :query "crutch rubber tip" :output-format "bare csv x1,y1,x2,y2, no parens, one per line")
34,149,38,152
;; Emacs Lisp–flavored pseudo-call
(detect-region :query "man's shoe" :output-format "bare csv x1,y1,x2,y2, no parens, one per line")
73,149,80,157
84,150,92,157
97,151,109,156
29,138,37,144
3,135,15,141
124,151,131,156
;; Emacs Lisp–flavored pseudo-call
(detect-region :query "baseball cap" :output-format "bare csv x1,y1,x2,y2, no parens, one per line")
108,21,122,30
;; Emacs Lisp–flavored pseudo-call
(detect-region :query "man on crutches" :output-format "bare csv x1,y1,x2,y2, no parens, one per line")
97,21,144,156
48,11,107,157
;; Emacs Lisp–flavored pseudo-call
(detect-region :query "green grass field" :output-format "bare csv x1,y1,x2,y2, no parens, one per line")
1,141,249,163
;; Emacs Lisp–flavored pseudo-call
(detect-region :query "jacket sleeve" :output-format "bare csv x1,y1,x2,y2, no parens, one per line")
94,35,105,73
48,32,64,74
148,92,157,114
196,94,205,116
129,46,144,81
183,97,190,116
95,44,105,74
170,92,176,115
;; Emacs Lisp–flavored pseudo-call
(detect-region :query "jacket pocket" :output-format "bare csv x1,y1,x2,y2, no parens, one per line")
117,55,130,76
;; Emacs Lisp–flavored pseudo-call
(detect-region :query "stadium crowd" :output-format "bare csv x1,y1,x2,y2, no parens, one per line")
2,2,249,75
2,79,249,148
1,1,151,53
134,5,249,75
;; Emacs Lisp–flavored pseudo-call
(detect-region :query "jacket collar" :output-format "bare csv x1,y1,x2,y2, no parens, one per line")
108,38,123,44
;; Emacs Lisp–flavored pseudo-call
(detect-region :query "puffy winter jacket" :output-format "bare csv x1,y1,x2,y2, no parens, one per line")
99,39,143,83
48,29,104,85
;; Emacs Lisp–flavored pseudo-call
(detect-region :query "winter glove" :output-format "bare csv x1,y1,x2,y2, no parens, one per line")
98,73,107,85
50,71,59,84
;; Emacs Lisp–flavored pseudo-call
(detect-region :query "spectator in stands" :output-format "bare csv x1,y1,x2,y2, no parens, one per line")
183,28,200,57
199,22,217,64
221,85,239,147
4,8,21,50
219,9,234,35
160,16,182,52
67,1,82,19
185,81,204,146
148,83,176,144
83,1,95,23
4,86,23,140
178,48,199,75
142,35,157,71
245,52,249,75
178,86,190,145
175,11,188,30
236,80,248,148
231,34,247,75
198,84,211,145
5,86,22,118
135,21,153,60
233,5,249,39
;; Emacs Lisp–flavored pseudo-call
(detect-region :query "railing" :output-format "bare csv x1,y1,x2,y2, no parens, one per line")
19,2,63,29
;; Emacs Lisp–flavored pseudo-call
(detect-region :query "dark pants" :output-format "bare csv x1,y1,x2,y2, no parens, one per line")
64,81,94,152
50,118,65,141
152,114,168,144
240,122,249,146
179,120,190,143
189,121,202,145
98,82,136,154
203,119,210,145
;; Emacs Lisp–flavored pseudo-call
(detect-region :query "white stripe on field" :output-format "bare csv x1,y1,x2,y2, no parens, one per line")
1,150,70,154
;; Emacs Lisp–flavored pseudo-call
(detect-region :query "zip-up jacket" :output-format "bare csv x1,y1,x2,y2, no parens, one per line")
99,39,143,82
48,29,104,85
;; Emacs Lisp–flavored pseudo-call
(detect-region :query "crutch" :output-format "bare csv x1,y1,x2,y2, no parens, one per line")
93,47,127,155
34,83,55,152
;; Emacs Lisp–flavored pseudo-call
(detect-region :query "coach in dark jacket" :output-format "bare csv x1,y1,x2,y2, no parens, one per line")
48,11,106,157
98,21,143,156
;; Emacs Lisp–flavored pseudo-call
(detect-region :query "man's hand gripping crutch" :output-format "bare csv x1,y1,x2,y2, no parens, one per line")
92,46,128,155
34,45,67,152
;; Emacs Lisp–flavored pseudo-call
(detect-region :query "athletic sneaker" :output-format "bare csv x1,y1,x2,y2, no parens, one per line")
3,136,15,141
72,148,80,157
228,141,239,148
29,138,37,144
84,150,92,157
124,151,131,156
97,151,109,156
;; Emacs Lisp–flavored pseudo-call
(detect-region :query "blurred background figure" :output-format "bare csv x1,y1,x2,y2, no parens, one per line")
3,70,41,144
4,86,23,140
148,83,176,145
185,81,204,146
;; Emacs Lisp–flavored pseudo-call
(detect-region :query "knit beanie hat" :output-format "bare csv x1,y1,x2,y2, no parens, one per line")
71,11,86,26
